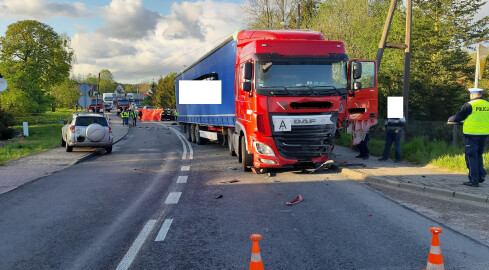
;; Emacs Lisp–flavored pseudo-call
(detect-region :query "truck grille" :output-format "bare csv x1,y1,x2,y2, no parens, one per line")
271,114,337,161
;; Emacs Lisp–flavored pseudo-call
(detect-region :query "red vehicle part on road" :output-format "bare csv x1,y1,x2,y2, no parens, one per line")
175,30,378,172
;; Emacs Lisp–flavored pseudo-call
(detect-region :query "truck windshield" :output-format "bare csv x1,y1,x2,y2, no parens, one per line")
91,99,102,105
118,100,129,105
104,97,113,101
256,61,347,94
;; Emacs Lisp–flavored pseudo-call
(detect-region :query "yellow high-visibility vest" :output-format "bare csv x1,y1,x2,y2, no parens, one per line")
463,99,489,135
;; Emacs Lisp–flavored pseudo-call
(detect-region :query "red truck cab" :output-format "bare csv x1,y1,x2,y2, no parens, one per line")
88,98,103,113
232,30,378,170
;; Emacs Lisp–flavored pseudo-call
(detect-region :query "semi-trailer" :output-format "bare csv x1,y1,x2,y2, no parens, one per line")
175,30,378,172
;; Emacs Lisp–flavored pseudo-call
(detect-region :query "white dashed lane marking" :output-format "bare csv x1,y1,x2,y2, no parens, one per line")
181,166,190,171
116,220,157,270
155,219,174,242
176,176,188,183
165,192,182,204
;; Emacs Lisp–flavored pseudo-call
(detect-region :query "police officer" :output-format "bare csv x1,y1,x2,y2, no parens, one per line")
448,88,489,187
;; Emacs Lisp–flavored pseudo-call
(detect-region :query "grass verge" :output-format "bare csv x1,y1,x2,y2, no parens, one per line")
336,132,475,173
0,109,73,166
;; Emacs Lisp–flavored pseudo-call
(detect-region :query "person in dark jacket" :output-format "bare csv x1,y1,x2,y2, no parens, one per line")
379,117,406,162
356,131,370,159
448,88,489,187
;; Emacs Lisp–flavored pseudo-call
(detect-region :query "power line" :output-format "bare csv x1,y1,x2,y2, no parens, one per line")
114,32,234,80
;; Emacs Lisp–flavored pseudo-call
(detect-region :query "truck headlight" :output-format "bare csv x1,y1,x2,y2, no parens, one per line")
254,141,275,156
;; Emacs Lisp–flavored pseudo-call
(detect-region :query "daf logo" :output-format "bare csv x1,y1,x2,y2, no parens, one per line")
293,119,316,124
277,102,288,110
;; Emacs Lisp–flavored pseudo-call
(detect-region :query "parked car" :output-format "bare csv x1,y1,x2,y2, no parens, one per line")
143,106,154,109
61,113,113,153
132,103,143,110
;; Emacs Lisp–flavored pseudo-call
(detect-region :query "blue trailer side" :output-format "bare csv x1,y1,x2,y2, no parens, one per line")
175,37,237,127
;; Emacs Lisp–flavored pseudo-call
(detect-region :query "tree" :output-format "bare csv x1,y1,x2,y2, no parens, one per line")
0,20,74,114
99,69,115,93
51,78,80,109
154,73,177,108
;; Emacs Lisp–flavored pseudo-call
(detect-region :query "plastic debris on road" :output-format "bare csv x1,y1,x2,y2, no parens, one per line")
286,195,303,206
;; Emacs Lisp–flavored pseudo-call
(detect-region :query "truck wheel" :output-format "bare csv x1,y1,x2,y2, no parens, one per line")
241,136,253,172
61,137,66,147
65,142,73,152
228,132,236,156
194,125,206,145
190,124,196,143
186,124,192,142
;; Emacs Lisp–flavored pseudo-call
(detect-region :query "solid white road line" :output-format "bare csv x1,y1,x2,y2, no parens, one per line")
162,124,187,160
155,219,174,242
176,176,188,183
181,166,190,171
168,126,193,160
165,192,182,204
116,220,157,270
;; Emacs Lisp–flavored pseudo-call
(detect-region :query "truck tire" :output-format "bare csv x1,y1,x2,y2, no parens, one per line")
228,131,236,156
241,136,253,172
186,124,192,142
190,124,196,143
194,125,206,145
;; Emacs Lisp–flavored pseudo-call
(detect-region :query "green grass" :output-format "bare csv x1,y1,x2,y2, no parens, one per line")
336,131,476,173
0,109,74,166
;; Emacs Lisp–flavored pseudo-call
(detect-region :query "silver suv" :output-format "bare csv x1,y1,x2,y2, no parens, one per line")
61,113,113,153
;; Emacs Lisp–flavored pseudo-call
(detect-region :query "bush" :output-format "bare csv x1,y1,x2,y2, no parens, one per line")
0,108,15,140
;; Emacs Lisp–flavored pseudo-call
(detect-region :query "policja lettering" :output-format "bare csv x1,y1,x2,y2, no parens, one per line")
475,107,489,111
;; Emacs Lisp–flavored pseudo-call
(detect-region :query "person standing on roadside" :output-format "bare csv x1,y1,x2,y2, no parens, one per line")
138,109,143,121
132,109,137,126
448,88,489,187
378,117,406,162
122,109,129,126
356,131,370,160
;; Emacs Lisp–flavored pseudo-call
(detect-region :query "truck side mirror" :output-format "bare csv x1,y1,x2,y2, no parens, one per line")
353,81,362,90
352,62,362,80
242,82,252,92
244,62,253,80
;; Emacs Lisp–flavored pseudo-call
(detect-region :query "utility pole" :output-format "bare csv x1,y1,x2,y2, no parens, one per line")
297,3,301,29
376,0,398,71
403,0,412,126
97,72,101,114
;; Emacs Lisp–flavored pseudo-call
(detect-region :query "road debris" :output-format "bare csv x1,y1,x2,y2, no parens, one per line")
215,195,223,199
220,179,240,183
286,195,303,206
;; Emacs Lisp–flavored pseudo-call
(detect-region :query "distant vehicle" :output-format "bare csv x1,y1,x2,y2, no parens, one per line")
143,106,154,110
115,98,129,115
88,98,103,113
61,113,113,153
102,93,115,109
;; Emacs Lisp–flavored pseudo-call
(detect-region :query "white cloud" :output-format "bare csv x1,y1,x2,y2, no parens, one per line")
0,0,91,19
99,0,162,40
72,0,244,83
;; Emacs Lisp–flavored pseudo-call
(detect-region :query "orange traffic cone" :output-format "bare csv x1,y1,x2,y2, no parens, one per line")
249,234,264,270
423,227,445,270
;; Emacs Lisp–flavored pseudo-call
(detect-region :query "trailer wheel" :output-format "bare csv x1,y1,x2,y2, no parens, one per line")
241,136,253,172
228,131,236,156
194,125,206,145
185,124,192,142
190,124,196,143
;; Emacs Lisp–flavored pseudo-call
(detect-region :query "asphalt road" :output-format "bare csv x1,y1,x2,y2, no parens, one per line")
0,122,488,269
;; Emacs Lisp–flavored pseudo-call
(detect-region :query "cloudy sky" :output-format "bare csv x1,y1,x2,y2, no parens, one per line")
0,0,488,84
0,0,245,83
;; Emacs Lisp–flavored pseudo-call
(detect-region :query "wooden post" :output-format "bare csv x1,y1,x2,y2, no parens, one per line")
403,0,412,127
375,0,398,71
297,3,301,29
